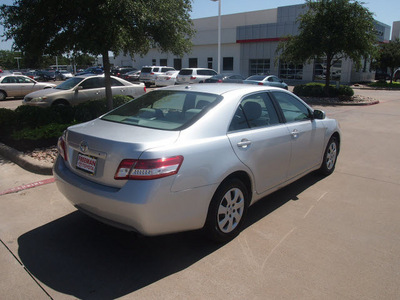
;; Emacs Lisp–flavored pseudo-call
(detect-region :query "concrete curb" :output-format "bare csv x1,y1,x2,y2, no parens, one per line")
0,142,53,175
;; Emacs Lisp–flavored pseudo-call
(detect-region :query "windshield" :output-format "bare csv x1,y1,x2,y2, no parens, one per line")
55,77,85,90
101,90,221,130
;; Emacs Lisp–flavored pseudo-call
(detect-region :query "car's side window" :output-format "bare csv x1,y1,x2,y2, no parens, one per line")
3,77,17,84
272,92,311,122
81,78,105,89
229,93,280,131
111,78,124,86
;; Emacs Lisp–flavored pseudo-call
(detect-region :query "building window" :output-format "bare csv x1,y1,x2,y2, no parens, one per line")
189,58,198,68
152,59,156,66
174,58,182,70
160,59,167,66
279,62,303,80
314,58,342,81
223,57,234,71
249,59,270,76
208,57,213,69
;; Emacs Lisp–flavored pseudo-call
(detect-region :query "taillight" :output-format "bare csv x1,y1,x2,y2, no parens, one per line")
217,79,223,83
166,76,171,80
150,72,155,75
114,156,184,180
144,86,147,93
57,132,68,161
190,76,196,80
258,82,263,85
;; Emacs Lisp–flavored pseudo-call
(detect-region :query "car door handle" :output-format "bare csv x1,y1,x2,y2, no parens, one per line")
291,129,299,139
237,139,251,148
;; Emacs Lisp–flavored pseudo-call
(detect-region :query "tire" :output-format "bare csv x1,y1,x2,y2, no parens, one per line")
0,91,6,101
52,99,70,107
319,136,338,176
204,178,249,243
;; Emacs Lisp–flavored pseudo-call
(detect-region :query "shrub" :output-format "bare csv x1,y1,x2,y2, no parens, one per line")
11,123,70,141
293,83,354,97
0,108,17,132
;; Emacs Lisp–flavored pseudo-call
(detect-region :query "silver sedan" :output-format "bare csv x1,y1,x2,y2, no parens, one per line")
22,75,146,107
54,84,340,242
0,74,56,100
244,75,288,90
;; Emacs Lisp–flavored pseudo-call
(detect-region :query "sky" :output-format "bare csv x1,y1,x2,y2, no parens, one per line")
1,0,400,51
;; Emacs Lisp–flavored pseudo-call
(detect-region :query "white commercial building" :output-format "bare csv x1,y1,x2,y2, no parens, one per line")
110,4,391,84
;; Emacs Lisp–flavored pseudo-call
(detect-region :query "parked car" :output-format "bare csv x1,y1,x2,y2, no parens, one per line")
0,74,56,100
23,75,146,107
204,74,244,83
112,67,137,77
22,70,41,81
244,75,288,89
75,67,104,76
55,70,74,81
53,83,340,242
374,69,390,81
393,68,400,82
122,70,141,82
175,68,218,85
155,70,179,87
36,70,56,81
139,66,175,87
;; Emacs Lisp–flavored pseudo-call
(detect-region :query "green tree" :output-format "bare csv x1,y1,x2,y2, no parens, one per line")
375,39,400,84
1,0,194,109
0,50,22,69
276,0,376,94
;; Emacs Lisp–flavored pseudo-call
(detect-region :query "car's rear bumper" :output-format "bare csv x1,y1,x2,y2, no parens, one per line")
53,156,216,236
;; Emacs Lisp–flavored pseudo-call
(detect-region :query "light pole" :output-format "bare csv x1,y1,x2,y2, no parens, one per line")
211,0,221,74
14,57,22,69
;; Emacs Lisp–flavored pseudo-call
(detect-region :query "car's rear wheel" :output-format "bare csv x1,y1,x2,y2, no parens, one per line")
204,178,249,243
319,136,338,175
0,91,6,101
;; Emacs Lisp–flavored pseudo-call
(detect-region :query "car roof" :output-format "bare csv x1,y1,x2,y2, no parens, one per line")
157,83,284,96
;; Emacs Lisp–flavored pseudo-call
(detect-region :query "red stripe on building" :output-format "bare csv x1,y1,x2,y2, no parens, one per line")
0,178,55,196
236,37,289,43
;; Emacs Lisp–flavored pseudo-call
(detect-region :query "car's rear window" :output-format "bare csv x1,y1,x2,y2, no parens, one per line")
101,90,221,130
179,69,193,75
141,67,152,73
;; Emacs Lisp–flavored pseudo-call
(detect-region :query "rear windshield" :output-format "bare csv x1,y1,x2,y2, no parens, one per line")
247,75,266,81
141,67,152,73
179,69,193,75
101,90,221,130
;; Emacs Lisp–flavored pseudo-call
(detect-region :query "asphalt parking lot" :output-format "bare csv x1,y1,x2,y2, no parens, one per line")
0,88,400,299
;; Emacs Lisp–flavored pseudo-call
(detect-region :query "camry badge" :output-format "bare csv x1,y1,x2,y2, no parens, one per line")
80,141,89,153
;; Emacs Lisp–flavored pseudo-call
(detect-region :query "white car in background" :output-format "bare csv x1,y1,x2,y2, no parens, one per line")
175,68,217,84
0,74,56,100
23,75,146,107
155,70,179,87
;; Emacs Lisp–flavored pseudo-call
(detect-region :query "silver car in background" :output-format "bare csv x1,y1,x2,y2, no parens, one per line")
23,75,146,107
244,75,288,90
54,84,340,242
175,68,218,84
0,74,56,100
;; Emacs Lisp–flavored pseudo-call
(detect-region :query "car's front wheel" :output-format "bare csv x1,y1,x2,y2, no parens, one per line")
319,136,339,175
204,178,249,243
0,91,6,101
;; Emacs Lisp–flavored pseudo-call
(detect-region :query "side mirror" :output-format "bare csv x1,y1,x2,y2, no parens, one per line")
75,86,83,91
313,109,326,120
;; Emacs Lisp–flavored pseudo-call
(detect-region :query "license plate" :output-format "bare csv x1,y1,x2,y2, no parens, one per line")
76,153,97,175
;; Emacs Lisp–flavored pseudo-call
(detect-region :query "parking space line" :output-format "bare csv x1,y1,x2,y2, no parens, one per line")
0,178,55,196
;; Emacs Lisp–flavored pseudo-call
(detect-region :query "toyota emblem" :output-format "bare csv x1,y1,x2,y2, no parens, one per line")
80,141,89,153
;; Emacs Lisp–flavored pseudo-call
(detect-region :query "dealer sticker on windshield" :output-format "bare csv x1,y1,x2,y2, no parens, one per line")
76,153,97,175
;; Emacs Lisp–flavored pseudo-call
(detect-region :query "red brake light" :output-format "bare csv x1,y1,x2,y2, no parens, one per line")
217,79,223,83
150,72,155,75
190,76,196,80
114,156,184,180
144,86,147,93
57,135,68,162
258,82,264,85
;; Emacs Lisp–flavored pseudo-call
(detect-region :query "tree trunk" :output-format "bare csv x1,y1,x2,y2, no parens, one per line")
102,50,113,111
324,55,332,96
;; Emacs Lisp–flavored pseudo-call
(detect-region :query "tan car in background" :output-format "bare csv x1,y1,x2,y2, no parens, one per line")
0,74,56,100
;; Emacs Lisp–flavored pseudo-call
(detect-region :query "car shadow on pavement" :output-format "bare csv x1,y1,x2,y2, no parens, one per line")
17,172,324,299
